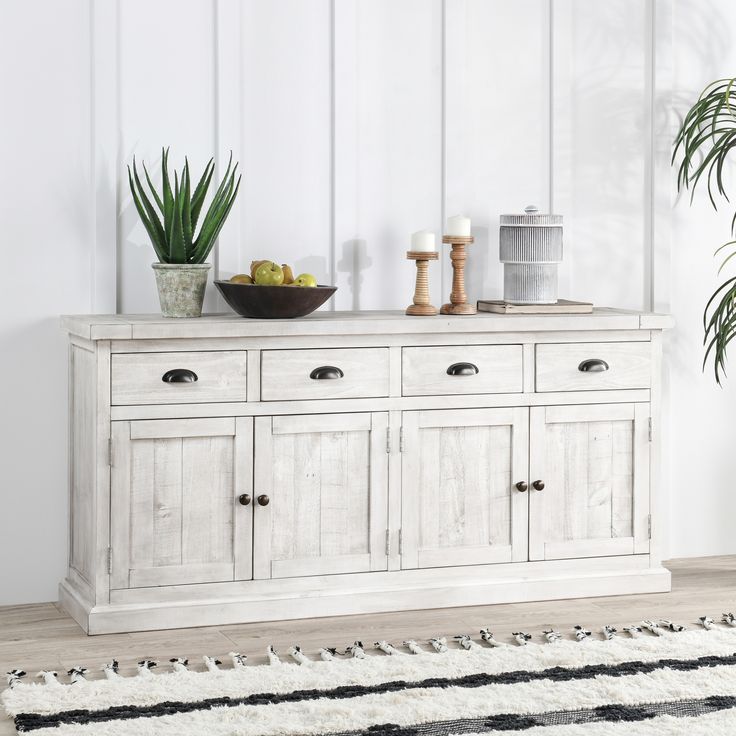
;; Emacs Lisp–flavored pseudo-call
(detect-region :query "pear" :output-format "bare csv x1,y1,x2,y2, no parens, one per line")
229,274,253,284
250,260,269,280
282,264,295,285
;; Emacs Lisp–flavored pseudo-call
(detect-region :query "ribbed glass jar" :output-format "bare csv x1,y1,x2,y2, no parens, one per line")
499,205,563,304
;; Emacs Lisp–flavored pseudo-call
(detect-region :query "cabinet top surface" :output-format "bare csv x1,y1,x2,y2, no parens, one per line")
62,309,673,341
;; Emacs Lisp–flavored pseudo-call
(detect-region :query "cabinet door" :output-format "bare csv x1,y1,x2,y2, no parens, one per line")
253,413,388,579
528,403,650,561
110,417,253,589
400,408,529,569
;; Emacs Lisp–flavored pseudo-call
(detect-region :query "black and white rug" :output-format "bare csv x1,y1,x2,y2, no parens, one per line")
4,620,736,734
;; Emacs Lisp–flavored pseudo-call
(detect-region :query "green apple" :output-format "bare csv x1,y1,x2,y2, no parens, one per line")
293,273,317,287
254,261,284,286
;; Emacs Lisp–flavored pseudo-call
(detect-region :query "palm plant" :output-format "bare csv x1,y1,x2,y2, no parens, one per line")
674,78,736,383
128,148,241,265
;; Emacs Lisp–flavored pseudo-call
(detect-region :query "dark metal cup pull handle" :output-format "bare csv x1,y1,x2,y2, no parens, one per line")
162,368,199,383
578,359,609,373
447,362,479,376
310,366,344,380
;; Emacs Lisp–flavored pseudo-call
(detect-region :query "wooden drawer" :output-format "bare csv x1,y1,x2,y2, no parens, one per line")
402,345,523,396
111,351,247,405
535,342,651,392
260,348,389,401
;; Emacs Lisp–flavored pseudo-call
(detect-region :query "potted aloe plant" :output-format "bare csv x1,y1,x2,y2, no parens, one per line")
128,148,240,318
674,79,736,382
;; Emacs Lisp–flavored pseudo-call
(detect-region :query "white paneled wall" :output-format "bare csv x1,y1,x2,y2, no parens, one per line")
16,0,736,606
106,0,655,315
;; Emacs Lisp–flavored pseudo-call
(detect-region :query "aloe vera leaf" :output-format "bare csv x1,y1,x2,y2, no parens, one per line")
127,167,167,262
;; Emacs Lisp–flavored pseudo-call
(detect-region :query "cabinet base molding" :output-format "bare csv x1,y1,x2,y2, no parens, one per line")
60,559,671,635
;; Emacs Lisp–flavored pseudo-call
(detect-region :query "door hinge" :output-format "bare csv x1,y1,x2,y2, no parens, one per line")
386,427,392,454
108,438,114,467
647,514,652,539
385,529,391,556
398,528,404,555
106,547,113,575
648,417,653,442
399,426,404,453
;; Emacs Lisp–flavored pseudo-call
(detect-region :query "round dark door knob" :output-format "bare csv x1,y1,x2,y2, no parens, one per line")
532,480,545,491
515,481,528,493
238,494,251,506
257,494,270,506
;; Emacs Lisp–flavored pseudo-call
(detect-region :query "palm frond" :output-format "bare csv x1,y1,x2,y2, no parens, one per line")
675,78,736,381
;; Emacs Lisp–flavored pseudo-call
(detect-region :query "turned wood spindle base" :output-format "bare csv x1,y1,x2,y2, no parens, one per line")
406,251,439,316
441,235,476,315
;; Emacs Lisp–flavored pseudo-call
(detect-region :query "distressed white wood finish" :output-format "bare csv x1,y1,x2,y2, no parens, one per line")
528,403,650,561
63,309,669,634
253,412,388,579
402,345,523,396
62,309,673,341
536,342,652,392
111,351,247,405
401,407,528,569
68,344,96,589
110,390,653,422
110,417,251,589
261,348,389,401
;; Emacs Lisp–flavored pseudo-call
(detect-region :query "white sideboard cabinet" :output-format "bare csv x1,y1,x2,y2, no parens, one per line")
61,309,672,634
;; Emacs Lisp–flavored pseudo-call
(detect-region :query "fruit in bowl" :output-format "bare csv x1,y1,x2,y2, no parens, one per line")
253,261,284,286
293,273,317,287
228,262,317,288
219,257,334,318
282,264,295,284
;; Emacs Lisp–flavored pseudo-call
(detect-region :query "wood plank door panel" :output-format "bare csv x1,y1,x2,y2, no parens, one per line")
110,417,253,589
253,412,388,579
401,407,529,569
528,403,650,561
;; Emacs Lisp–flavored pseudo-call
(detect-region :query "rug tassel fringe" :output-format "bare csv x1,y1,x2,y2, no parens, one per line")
9,613,731,686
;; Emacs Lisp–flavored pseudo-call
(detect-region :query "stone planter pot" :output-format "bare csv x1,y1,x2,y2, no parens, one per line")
152,263,211,318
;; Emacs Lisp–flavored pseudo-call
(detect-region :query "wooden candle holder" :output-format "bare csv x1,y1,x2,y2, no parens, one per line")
441,235,476,315
405,251,439,316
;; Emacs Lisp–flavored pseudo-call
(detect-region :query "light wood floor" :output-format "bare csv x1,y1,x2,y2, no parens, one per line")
1,556,735,734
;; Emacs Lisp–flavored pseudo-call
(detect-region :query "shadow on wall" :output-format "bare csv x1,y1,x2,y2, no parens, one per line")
337,239,373,311
667,0,734,558
293,255,329,288
669,0,731,383
465,226,491,305
557,0,655,308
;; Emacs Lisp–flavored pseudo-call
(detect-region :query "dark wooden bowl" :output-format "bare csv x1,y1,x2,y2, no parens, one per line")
215,280,337,319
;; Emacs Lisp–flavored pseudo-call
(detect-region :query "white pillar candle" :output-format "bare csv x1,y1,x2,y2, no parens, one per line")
445,214,471,236
411,230,436,252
